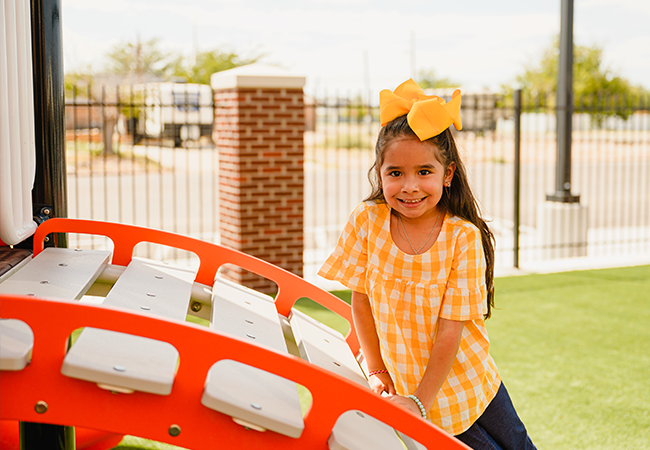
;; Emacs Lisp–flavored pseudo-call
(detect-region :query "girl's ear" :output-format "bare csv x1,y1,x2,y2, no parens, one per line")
445,162,456,186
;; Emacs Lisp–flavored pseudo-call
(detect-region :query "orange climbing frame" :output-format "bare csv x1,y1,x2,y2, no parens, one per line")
0,218,468,449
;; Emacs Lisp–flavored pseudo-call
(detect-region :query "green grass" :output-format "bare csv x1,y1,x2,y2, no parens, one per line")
488,265,650,449
293,291,352,336
111,265,650,449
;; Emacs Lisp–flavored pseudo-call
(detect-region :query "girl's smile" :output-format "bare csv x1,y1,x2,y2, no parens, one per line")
379,138,455,223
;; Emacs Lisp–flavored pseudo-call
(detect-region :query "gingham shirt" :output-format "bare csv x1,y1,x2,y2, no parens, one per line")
319,201,501,435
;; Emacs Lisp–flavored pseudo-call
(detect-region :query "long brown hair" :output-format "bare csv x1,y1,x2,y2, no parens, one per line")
365,115,496,319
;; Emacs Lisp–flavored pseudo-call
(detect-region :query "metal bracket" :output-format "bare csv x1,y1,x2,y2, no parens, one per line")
33,204,54,225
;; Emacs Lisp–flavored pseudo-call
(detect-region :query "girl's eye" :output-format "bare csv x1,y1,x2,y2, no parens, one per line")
419,169,431,176
389,170,401,177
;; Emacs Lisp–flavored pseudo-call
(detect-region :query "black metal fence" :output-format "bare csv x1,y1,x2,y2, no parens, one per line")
65,83,219,263
64,84,650,276
303,89,650,275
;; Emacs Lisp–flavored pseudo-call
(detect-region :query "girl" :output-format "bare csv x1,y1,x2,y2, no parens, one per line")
319,79,536,450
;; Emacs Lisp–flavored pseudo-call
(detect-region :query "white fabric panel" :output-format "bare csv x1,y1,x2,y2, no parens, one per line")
0,0,37,245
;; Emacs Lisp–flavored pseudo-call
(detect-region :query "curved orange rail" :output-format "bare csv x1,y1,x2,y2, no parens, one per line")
0,295,466,449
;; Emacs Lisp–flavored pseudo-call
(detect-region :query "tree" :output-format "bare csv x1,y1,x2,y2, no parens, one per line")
171,48,263,85
73,38,263,154
103,37,179,80
504,37,648,121
102,38,262,84
64,68,94,99
416,69,459,90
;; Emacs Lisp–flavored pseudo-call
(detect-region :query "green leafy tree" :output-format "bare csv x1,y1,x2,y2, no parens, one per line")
64,68,94,99
416,69,459,90
172,48,263,85
103,37,179,79
503,37,648,121
102,38,262,84
70,38,263,154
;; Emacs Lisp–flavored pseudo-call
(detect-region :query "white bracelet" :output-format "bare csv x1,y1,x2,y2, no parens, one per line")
407,394,427,419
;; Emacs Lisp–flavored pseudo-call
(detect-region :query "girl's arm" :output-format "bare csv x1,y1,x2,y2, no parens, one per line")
351,290,396,395
391,317,464,415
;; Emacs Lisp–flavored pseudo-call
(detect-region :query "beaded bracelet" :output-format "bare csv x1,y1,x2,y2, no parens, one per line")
407,394,428,419
368,369,389,377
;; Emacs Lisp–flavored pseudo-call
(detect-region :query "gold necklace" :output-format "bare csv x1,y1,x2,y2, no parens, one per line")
398,210,442,254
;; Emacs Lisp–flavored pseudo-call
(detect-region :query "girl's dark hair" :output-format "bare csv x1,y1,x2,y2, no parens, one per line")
365,115,496,319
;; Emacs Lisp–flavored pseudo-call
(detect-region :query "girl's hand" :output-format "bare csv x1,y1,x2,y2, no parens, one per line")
368,372,396,396
390,395,423,417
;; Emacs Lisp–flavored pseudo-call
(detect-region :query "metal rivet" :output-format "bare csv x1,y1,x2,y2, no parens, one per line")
140,306,151,311
168,424,181,436
35,401,48,414
245,319,254,324
251,403,262,410
113,365,126,372
155,275,163,279
333,361,341,367
40,280,49,284
59,263,68,267
146,293,156,297
356,411,365,418
190,302,202,312
42,208,51,216
246,334,256,339
44,236,50,243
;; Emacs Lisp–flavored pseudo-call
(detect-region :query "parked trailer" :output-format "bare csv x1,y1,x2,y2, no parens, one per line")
131,82,213,147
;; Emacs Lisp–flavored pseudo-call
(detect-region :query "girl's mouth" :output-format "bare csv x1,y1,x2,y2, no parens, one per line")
398,197,425,205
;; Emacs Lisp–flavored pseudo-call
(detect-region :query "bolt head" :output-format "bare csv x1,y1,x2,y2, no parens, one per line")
35,401,48,414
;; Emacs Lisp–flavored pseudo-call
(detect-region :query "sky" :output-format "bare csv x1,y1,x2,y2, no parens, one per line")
62,0,650,100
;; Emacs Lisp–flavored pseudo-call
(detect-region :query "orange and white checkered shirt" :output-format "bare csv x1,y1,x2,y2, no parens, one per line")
319,201,501,435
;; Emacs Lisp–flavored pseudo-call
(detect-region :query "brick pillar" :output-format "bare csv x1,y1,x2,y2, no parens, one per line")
211,64,305,294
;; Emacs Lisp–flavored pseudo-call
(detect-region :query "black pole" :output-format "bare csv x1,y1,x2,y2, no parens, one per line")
30,0,69,245
513,89,522,268
21,0,73,447
547,0,580,203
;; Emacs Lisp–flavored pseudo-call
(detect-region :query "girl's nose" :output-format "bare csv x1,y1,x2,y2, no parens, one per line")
401,175,419,192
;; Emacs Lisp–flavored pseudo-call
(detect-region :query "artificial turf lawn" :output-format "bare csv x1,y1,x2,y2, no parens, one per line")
113,264,649,449
487,265,650,449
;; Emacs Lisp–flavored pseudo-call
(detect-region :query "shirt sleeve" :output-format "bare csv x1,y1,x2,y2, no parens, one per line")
318,203,369,293
440,223,487,321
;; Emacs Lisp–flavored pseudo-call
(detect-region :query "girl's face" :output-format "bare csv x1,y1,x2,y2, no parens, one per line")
379,138,455,221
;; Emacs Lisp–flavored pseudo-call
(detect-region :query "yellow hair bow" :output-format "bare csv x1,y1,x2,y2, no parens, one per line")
379,78,462,141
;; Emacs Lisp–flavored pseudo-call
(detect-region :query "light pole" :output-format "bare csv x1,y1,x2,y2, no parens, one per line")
547,0,579,203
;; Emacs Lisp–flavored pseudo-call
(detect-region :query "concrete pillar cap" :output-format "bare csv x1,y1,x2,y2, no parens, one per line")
211,63,306,90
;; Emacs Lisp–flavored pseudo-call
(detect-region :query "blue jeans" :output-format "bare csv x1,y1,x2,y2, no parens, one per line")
455,382,537,450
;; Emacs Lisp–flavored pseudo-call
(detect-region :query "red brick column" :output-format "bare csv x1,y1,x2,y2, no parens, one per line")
211,65,306,293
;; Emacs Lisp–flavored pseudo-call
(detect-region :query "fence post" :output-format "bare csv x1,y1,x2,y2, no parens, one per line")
513,89,522,268
211,64,306,293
